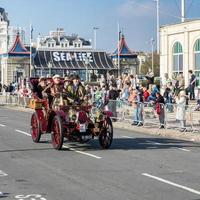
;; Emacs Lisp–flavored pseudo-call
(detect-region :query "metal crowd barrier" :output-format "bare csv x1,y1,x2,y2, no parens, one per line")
110,99,200,133
0,94,30,107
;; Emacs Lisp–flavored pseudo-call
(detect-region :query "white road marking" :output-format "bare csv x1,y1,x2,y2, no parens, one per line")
142,173,200,195
0,124,6,127
15,129,31,137
146,140,191,152
121,136,134,139
176,148,191,152
0,170,8,177
15,194,47,200
13,129,101,159
63,145,102,159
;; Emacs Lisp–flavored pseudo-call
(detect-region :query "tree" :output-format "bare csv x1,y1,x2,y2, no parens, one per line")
141,52,160,76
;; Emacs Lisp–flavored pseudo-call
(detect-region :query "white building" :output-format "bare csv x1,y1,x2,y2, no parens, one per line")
0,8,9,54
160,19,200,86
37,28,92,50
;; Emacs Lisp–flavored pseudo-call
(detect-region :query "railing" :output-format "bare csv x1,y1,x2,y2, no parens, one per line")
0,94,30,107
107,99,200,133
1,94,200,133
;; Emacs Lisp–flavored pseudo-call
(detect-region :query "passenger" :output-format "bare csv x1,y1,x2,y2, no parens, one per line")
65,74,86,105
43,74,63,108
37,76,47,99
64,76,71,90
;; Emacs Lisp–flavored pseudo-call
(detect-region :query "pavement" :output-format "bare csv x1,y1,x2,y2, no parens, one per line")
0,106,200,200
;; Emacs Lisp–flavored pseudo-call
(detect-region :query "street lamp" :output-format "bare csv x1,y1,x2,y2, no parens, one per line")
48,61,52,77
84,57,89,82
154,0,160,54
151,38,155,73
93,27,99,50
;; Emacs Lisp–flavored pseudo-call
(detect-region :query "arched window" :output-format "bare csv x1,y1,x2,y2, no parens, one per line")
194,39,200,86
173,42,183,75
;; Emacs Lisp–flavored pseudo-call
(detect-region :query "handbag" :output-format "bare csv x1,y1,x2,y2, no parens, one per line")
156,103,161,114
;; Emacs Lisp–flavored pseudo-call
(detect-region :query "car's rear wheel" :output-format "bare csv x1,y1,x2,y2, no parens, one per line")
99,117,113,149
51,115,64,150
31,112,42,143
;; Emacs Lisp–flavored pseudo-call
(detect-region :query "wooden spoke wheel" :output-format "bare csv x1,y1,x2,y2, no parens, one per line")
31,112,42,143
51,116,64,150
99,117,113,149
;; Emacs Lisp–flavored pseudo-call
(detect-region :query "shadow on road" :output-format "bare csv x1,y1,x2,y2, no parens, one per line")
0,138,199,153
109,137,200,151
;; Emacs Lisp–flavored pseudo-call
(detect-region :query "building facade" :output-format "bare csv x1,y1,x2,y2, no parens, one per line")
37,28,92,50
160,19,200,86
111,34,139,75
8,26,26,49
33,28,115,81
1,34,30,85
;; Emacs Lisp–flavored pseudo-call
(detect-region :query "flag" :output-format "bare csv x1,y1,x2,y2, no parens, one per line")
30,24,33,40
119,30,122,41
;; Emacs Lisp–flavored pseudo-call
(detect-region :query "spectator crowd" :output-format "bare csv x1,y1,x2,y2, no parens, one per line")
0,69,199,132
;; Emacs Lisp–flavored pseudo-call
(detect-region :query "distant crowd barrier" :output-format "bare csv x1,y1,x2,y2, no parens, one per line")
1,94,200,133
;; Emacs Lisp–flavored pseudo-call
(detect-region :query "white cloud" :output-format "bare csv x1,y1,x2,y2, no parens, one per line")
116,0,155,19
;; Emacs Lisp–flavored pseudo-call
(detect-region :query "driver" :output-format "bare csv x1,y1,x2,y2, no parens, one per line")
43,74,64,107
65,74,86,105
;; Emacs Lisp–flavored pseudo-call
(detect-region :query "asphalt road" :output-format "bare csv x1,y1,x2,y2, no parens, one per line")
0,107,200,200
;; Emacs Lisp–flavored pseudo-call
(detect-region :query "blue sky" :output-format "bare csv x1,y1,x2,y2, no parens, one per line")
1,0,200,52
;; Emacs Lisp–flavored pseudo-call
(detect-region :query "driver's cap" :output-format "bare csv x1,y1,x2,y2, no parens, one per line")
53,74,61,79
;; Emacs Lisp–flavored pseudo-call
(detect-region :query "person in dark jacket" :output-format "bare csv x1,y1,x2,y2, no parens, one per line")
108,85,119,120
188,70,196,100
155,92,165,129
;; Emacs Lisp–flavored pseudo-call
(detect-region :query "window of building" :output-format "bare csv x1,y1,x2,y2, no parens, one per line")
48,43,51,48
52,43,54,47
65,43,68,48
61,43,64,48
173,42,183,77
74,43,77,47
194,39,200,86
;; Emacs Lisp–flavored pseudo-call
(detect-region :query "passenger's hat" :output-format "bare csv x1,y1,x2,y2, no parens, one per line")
64,76,70,81
71,74,80,80
39,76,46,82
52,74,61,79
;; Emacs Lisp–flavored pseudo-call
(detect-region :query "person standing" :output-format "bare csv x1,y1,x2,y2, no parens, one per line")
188,70,196,100
155,92,165,129
130,75,136,89
145,68,154,91
176,90,187,132
162,73,171,93
108,85,119,120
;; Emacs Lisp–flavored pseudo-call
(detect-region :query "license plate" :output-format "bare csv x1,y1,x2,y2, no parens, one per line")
80,124,86,132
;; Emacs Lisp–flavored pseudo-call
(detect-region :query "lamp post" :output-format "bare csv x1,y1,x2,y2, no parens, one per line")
93,27,99,50
48,62,52,77
151,38,155,73
84,57,89,82
154,0,160,54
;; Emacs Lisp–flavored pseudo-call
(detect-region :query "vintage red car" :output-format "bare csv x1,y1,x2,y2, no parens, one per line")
29,78,113,150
